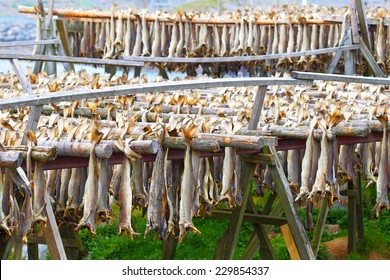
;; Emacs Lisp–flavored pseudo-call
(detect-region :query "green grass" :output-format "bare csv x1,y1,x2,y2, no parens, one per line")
174,0,219,12
78,182,389,260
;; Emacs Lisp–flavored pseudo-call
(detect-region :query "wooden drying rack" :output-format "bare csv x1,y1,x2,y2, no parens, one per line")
0,0,387,261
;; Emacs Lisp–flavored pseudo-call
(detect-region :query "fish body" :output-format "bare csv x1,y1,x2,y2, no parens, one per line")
179,129,201,241
0,171,11,236
118,155,135,238
218,147,236,207
145,132,167,240
308,123,328,199
373,115,390,217
76,130,103,234
97,158,111,223
296,128,314,201
32,162,47,227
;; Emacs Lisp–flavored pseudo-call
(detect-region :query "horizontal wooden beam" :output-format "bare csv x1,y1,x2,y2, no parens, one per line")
18,5,338,25
15,236,79,248
292,71,390,85
0,77,311,110
0,39,60,48
0,53,144,67
123,45,359,64
0,152,23,168
205,209,288,226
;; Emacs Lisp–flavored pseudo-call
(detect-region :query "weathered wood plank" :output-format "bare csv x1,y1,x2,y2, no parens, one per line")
33,0,47,75
27,243,39,260
344,30,355,75
0,40,59,48
348,0,360,44
123,45,359,64
0,53,144,67
0,77,310,110
241,154,276,165
281,224,301,260
42,193,67,260
55,19,74,72
311,197,329,258
208,210,287,226
0,152,23,168
356,175,364,242
162,234,178,260
10,58,43,145
355,0,372,51
327,48,343,74
264,146,315,260
292,71,389,84
358,39,386,78
248,86,267,130
10,59,33,95
17,5,339,25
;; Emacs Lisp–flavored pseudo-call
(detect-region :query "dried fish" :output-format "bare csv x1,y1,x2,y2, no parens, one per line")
0,171,11,236
145,130,167,240
32,162,47,227
97,158,111,223
76,128,103,234
151,12,161,57
296,128,315,201
373,115,390,217
141,10,150,56
179,126,201,241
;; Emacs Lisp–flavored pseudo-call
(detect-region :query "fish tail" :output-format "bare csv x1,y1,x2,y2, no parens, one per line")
328,110,344,129
377,115,388,128
91,128,104,147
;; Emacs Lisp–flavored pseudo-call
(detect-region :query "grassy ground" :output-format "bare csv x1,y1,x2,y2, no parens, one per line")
77,182,389,260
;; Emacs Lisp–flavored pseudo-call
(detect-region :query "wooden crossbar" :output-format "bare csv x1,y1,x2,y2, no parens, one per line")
122,45,359,64
0,77,311,110
0,53,144,67
0,39,60,48
292,71,390,85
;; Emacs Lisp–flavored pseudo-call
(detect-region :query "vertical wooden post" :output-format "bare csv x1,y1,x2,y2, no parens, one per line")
55,19,75,72
45,0,56,75
354,0,372,51
344,29,355,75
33,0,47,75
162,234,178,260
356,174,364,242
311,197,329,258
264,146,315,260
347,182,357,254
59,224,85,259
13,243,23,260
248,86,267,130
27,243,39,260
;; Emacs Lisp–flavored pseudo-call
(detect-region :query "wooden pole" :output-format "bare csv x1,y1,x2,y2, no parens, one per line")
311,197,329,258
42,193,67,260
347,182,357,253
264,146,315,260
356,173,364,242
